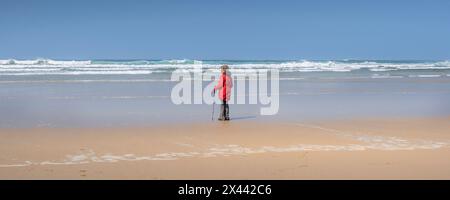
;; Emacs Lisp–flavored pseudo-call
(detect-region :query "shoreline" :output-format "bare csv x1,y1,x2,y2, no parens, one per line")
1,117,449,179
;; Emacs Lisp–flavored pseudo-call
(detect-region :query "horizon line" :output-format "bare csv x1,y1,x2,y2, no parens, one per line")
1,58,449,62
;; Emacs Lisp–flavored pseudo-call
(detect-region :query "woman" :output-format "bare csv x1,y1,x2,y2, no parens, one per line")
213,65,233,121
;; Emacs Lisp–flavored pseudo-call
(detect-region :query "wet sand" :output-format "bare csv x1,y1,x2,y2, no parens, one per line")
1,117,449,179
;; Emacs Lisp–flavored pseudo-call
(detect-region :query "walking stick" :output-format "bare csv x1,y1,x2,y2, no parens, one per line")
211,89,215,121
212,101,215,121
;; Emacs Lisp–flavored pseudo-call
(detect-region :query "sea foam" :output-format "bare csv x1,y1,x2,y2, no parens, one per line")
1,59,449,76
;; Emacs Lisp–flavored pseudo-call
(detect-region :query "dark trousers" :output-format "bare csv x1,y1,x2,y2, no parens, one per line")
219,100,229,120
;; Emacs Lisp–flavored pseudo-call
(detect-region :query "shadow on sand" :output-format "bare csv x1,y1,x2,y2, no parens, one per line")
231,116,257,121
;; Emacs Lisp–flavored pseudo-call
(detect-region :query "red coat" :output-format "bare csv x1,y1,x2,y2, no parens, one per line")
214,73,233,101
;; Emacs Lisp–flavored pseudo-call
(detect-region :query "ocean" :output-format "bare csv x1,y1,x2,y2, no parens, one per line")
1,59,450,128
1,59,450,78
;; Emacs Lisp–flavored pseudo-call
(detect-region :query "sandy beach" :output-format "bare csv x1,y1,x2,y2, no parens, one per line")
1,60,450,180
1,117,449,179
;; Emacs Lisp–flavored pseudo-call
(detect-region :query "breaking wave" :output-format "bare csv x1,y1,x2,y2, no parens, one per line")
1,59,449,76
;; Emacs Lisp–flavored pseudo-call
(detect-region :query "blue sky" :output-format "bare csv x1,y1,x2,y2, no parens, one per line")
1,0,449,60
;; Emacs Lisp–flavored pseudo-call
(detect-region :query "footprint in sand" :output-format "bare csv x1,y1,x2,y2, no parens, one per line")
80,169,87,177
44,169,54,173
298,152,309,168
368,162,392,166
